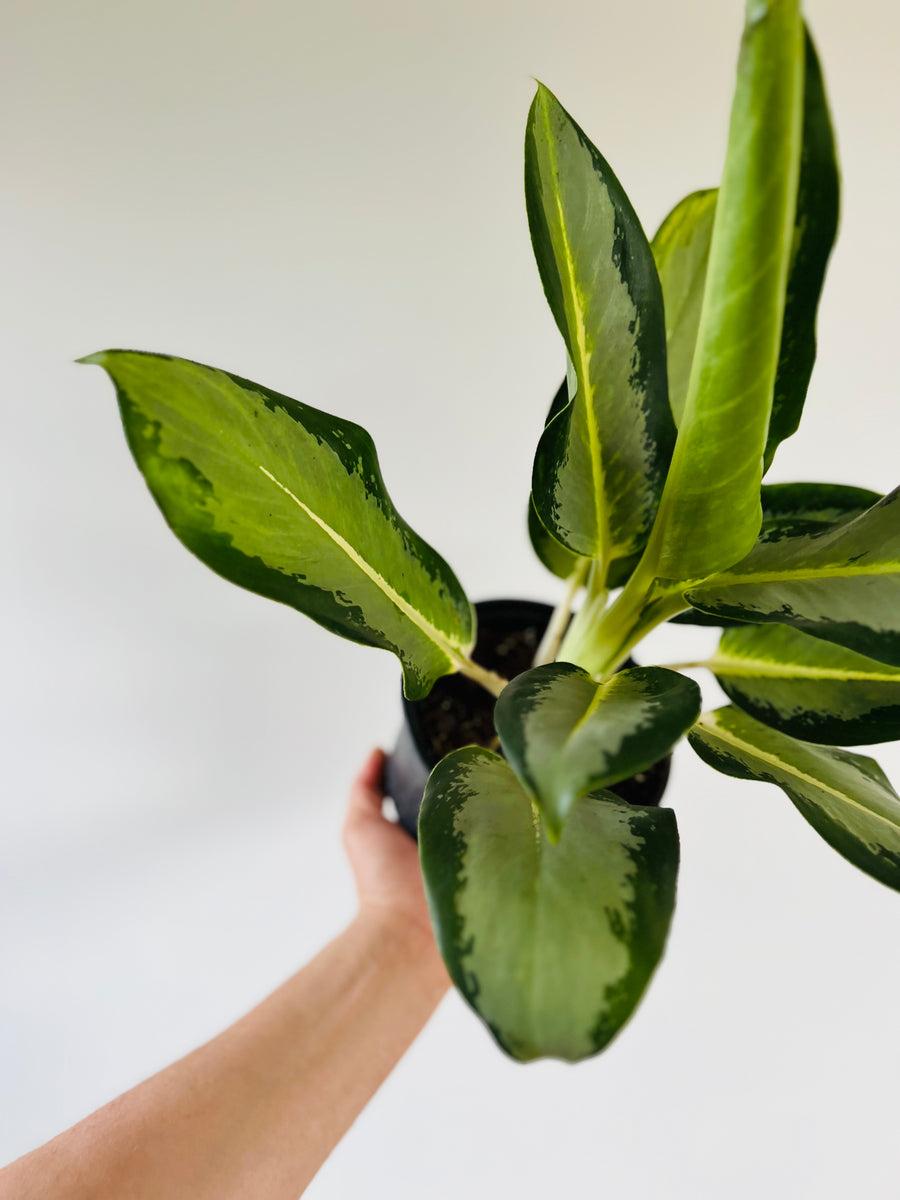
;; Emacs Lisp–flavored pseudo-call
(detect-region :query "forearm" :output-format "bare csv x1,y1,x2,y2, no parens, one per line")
1,914,449,1200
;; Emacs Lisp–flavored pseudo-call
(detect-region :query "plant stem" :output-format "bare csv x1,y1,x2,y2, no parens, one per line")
553,559,608,665
561,563,687,679
532,559,590,668
658,661,710,672
455,657,509,698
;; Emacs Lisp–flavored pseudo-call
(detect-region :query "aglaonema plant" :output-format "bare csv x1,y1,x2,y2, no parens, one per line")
81,0,900,1064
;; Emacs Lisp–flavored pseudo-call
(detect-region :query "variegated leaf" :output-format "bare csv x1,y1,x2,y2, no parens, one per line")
526,84,674,570
642,0,804,582
651,189,717,427
529,495,638,590
671,481,879,626
419,747,679,1062
687,487,900,667
494,662,700,838
648,27,837,473
82,350,474,699
528,494,586,582
757,481,879,542
709,624,900,745
689,707,900,891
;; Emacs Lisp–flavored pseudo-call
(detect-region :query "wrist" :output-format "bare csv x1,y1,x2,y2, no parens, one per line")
354,908,451,998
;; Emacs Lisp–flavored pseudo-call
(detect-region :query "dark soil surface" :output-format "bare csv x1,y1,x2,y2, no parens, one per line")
414,610,543,768
410,606,671,807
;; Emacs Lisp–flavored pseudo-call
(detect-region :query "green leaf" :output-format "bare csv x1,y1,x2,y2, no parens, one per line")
494,663,700,838
689,707,900,891
528,494,585,582
649,29,838,465
758,481,879,542
651,189,717,427
687,488,900,667
669,609,749,629
526,84,674,569
419,747,679,1062
670,482,879,626
82,350,474,699
529,495,638,590
763,29,840,472
642,0,805,582
709,624,900,745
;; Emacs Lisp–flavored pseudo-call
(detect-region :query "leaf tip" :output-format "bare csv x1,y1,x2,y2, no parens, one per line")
542,814,562,846
530,80,558,114
75,351,108,368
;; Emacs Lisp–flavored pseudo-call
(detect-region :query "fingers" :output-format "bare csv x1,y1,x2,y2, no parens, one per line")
344,748,387,831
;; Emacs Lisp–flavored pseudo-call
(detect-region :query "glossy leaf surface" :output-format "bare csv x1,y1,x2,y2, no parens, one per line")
528,494,585,582
651,189,717,427
84,350,474,699
687,488,900,667
669,609,749,629
757,481,879,542
671,482,879,626
763,29,839,471
419,748,679,1062
529,496,638,590
644,0,804,582
710,624,900,745
526,84,674,568
689,707,900,891
652,31,837,452
494,663,700,837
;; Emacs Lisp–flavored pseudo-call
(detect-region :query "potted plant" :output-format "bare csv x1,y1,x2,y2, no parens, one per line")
80,0,900,1064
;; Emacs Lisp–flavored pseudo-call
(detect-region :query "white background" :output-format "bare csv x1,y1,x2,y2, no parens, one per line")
3,0,900,1195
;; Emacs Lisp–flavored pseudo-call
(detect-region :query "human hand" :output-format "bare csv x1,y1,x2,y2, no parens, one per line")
343,750,448,982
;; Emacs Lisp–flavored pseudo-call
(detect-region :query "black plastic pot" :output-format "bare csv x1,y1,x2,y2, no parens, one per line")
384,598,672,837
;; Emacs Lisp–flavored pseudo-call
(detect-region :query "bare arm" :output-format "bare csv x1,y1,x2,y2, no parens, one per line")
0,750,449,1200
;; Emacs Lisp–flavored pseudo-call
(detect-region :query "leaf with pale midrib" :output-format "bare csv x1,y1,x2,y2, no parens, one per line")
687,487,900,668
671,481,879,627
648,28,838,470
640,2,805,582
689,707,900,891
83,350,474,699
494,662,700,838
710,624,900,745
526,84,673,572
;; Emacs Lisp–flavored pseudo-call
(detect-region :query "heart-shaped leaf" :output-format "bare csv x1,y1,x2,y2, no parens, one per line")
651,189,717,427
494,662,700,838
419,747,679,1062
641,1,804,582
82,350,474,699
687,488,900,667
709,624,900,745
689,707,900,891
526,84,674,571
763,28,840,472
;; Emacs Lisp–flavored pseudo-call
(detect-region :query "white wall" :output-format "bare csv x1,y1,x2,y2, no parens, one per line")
3,0,899,1194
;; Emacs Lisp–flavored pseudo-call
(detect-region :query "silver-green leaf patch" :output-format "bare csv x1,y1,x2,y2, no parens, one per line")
526,85,674,573
83,350,474,699
419,747,679,1062
494,662,700,839
689,707,900,892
